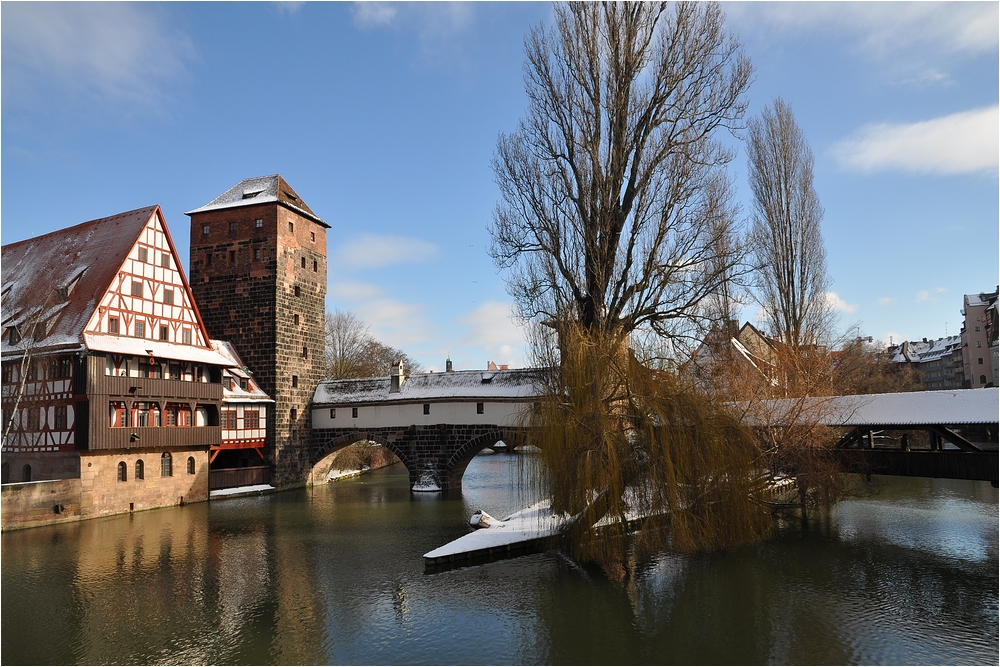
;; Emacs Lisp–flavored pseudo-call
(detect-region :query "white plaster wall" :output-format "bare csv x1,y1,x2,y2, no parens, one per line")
312,400,531,429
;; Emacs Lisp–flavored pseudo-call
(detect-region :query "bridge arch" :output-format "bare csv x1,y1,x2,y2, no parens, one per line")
308,430,411,485
444,427,527,492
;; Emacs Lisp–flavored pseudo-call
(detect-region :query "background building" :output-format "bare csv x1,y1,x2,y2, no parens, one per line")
961,288,998,388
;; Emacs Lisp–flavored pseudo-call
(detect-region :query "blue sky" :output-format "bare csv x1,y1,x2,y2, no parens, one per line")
2,2,997,371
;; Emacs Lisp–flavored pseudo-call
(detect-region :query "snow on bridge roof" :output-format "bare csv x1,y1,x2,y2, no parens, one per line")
748,388,999,427
313,368,547,405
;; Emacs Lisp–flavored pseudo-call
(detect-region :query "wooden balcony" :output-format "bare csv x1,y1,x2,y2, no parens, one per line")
209,466,271,490
87,425,221,451
89,375,223,402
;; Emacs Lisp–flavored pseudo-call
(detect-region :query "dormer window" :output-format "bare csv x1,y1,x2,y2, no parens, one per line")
6,326,20,345
242,189,264,200
284,190,298,201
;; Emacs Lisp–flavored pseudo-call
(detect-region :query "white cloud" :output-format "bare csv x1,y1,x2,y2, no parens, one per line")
2,3,194,108
728,2,997,59
355,298,435,349
458,301,524,353
825,291,857,314
333,234,439,270
832,106,999,175
328,281,384,301
876,297,893,306
351,2,397,27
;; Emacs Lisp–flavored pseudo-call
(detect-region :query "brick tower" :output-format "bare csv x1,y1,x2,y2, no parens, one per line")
187,175,328,485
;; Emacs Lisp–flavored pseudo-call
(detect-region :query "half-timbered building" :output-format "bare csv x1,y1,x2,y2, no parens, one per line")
212,340,273,489
1,206,240,525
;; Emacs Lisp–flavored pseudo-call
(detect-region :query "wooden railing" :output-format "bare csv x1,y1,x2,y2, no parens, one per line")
209,466,271,490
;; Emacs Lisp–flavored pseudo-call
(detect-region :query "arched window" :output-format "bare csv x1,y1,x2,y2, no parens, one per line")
187,457,195,475
22,464,31,482
161,452,172,477
980,375,987,385
117,461,127,482
135,459,144,480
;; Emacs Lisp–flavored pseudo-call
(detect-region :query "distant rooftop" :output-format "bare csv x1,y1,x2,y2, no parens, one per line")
185,174,328,227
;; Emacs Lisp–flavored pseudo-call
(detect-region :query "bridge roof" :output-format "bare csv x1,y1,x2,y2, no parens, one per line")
748,388,999,427
313,368,546,405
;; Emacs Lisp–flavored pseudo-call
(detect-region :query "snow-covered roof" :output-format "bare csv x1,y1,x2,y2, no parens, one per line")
212,340,273,402
2,206,160,356
184,174,328,227
84,333,233,367
314,368,546,405
746,388,999,427
890,335,962,364
964,291,998,308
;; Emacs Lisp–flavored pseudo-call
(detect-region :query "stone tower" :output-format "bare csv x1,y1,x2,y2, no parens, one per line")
186,175,328,485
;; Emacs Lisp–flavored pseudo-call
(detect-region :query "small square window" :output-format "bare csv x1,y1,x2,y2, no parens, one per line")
255,218,263,228
229,222,237,232
330,408,336,419
292,375,299,388
163,289,174,305
977,341,982,348
203,225,210,235
138,247,148,262
159,326,168,341
131,281,143,297
161,253,170,268
975,326,980,332
978,358,984,365
182,329,191,345
310,231,315,242
109,317,119,334
477,402,484,414
423,404,430,415
352,407,358,418
135,321,146,338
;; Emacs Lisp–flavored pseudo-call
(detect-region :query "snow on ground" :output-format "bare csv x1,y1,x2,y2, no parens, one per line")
209,484,275,498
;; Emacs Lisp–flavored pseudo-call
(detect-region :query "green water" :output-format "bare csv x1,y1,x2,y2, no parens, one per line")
2,453,997,665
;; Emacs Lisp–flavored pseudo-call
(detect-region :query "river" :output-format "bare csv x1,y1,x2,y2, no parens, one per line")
2,452,997,665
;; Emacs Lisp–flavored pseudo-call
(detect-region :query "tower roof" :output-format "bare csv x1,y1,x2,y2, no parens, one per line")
185,174,328,227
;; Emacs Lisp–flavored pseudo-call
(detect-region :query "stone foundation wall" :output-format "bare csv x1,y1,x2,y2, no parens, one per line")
1,478,82,531
79,449,210,518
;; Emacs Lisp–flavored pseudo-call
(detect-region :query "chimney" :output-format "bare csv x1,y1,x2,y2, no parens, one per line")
390,359,405,393
446,358,453,372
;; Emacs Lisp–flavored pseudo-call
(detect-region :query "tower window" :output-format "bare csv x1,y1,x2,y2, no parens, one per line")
203,225,210,235
288,222,294,233
310,231,315,242
301,257,306,269
229,222,237,232
292,375,298,388
293,314,299,325
229,250,236,263
302,346,308,359
291,408,297,420
206,253,212,266
138,247,148,262
255,218,263,228
254,248,260,261
313,260,318,272
294,286,301,297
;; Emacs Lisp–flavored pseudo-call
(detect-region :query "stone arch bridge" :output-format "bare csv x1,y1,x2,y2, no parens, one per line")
309,366,543,492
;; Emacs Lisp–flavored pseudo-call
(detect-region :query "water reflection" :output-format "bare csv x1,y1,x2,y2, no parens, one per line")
2,454,997,665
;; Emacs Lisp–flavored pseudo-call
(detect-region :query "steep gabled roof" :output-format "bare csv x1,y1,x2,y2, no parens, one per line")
2,206,159,354
185,174,328,227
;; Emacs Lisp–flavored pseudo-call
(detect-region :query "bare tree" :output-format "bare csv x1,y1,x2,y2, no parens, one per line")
324,309,423,379
747,98,831,349
490,1,752,341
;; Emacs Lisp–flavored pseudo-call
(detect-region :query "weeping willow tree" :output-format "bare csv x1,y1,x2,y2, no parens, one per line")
491,2,770,571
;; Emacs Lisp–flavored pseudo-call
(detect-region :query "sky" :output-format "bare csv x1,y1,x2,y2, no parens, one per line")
2,1,997,372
